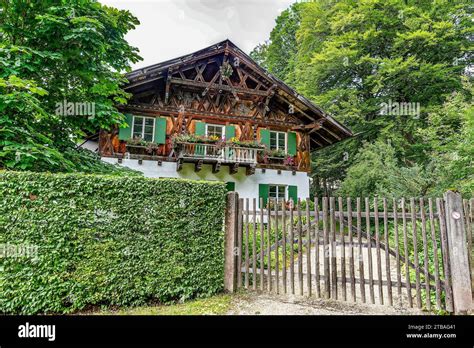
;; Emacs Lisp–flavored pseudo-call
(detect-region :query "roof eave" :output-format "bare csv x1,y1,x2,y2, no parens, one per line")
123,39,353,140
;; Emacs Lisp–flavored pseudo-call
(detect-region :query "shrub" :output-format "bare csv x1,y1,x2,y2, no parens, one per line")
0,171,226,314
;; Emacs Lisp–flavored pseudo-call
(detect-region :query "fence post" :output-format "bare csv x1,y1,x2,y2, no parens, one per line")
444,191,473,314
224,192,239,292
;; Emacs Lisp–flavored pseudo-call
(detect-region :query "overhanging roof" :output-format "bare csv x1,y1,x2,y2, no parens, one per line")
123,39,353,148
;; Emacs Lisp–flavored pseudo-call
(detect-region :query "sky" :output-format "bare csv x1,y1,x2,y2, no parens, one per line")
100,0,295,70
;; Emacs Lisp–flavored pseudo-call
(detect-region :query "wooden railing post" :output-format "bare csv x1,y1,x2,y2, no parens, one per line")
224,192,239,292
444,191,473,314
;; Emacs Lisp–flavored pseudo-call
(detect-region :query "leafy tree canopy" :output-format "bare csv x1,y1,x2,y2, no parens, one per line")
253,0,473,197
0,0,141,174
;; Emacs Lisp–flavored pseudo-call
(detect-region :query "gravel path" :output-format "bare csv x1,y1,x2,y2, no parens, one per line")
227,292,425,315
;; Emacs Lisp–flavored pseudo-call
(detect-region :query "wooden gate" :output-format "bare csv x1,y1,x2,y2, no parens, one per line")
224,192,473,314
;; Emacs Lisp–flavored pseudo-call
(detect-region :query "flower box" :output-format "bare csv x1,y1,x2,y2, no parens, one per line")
126,143,161,156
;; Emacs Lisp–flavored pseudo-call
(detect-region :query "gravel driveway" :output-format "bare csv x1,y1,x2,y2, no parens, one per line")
226,292,425,315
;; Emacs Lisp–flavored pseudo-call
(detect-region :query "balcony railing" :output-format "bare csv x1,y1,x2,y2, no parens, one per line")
175,142,260,165
225,146,259,164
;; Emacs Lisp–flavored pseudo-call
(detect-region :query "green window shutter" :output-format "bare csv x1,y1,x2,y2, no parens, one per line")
288,185,298,205
224,125,236,160
226,182,235,192
259,184,269,208
287,132,297,155
154,117,167,144
194,122,206,156
225,125,236,140
118,114,133,140
260,129,270,148
195,121,206,136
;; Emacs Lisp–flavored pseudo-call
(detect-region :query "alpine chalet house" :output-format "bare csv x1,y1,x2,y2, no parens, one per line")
100,40,352,208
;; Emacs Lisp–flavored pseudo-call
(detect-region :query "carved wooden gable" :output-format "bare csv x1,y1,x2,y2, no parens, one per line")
121,40,352,150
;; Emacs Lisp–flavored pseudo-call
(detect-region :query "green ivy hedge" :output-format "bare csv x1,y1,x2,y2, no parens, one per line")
0,171,226,314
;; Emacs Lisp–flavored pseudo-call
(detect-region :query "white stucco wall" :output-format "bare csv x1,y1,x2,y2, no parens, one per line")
79,140,99,152
102,157,310,209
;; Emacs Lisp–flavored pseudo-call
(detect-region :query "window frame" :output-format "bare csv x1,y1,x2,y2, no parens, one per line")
268,184,287,202
269,131,287,152
205,123,225,139
131,115,155,142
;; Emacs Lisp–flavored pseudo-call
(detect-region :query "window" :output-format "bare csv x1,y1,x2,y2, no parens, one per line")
269,185,286,201
132,116,155,142
269,131,286,151
226,182,235,192
206,124,224,139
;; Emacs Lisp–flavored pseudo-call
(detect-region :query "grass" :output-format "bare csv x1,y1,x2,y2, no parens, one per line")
90,294,233,315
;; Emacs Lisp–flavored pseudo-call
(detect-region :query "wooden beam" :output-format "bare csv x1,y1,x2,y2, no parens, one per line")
212,161,221,173
293,119,324,133
174,57,219,74
165,68,172,104
321,125,342,141
202,69,221,97
176,158,183,171
195,160,203,172
125,76,164,90
444,191,473,314
223,75,240,101
226,50,273,89
313,132,333,145
311,138,323,148
133,89,157,99
128,50,225,85
121,104,301,127
224,191,239,292
236,67,248,88
246,165,256,176
230,163,239,174
169,78,268,97
262,85,276,118
195,63,206,82
151,89,163,107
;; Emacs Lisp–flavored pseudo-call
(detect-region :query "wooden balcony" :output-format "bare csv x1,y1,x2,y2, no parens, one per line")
175,141,261,174
101,139,300,174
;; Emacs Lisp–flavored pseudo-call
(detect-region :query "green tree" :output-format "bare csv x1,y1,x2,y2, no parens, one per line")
418,79,474,196
339,140,437,198
0,0,141,173
251,2,302,84
256,0,473,197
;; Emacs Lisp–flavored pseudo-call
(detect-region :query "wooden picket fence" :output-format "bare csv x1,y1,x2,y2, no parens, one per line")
224,193,473,314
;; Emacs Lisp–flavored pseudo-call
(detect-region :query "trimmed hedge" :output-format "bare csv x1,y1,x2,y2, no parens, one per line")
0,171,226,314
